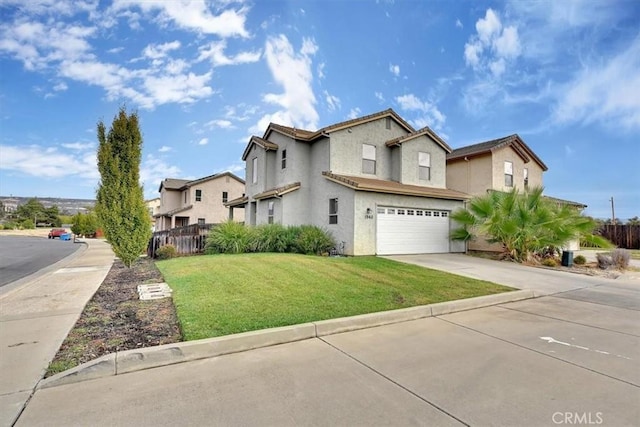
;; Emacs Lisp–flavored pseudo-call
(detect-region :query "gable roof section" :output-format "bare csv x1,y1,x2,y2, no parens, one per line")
242,136,279,160
322,172,470,201
262,108,416,143
225,195,248,208
447,134,548,171
385,127,452,153
253,182,301,200
159,171,245,192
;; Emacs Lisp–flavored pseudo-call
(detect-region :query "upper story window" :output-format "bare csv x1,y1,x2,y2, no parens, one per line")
362,144,376,174
222,191,228,203
184,191,187,204
419,152,431,181
268,201,275,224
329,198,338,224
524,168,529,189
281,149,287,169
504,161,513,187
252,157,258,184
195,189,202,202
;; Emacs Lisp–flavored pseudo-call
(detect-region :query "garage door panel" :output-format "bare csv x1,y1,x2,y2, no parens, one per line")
376,207,450,255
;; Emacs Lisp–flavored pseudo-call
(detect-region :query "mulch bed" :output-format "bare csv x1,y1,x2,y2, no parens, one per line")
46,257,182,377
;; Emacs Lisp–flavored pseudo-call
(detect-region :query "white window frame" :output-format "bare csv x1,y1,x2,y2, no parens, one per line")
252,157,258,184
419,152,431,181
504,161,513,187
268,201,275,224
524,168,529,188
195,189,202,202
281,149,287,169
362,144,376,174
222,191,228,203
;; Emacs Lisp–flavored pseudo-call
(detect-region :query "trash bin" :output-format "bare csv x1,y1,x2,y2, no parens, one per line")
561,250,573,267
60,233,72,241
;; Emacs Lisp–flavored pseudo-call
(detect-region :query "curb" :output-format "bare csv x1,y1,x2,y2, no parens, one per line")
40,289,538,389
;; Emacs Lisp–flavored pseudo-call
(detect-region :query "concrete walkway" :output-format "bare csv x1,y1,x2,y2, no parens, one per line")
385,253,640,295
0,239,114,427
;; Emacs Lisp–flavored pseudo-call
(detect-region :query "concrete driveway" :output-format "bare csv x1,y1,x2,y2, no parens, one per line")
16,256,640,426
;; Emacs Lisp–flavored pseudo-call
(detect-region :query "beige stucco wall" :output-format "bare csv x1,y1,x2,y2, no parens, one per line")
446,154,493,196
186,175,245,224
329,118,407,179
491,146,544,192
398,135,447,188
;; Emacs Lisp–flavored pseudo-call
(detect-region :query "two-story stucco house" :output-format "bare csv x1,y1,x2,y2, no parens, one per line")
446,134,585,251
230,109,469,256
155,171,245,231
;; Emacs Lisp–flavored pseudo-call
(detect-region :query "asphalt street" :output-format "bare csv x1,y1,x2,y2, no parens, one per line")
17,278,640,426
0,236,80,287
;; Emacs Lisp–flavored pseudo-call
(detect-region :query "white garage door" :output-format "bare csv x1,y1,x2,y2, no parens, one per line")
376,207,450,255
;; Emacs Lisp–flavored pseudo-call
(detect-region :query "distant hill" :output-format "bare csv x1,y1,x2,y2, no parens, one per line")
0,196,96,215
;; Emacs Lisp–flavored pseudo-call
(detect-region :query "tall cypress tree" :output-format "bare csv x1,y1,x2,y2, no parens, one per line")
96,107,151,267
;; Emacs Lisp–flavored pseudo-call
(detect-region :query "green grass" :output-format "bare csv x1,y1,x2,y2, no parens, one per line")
157,254,513,341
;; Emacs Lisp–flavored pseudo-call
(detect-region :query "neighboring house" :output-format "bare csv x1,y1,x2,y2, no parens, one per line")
155,172,245,231
446,134,585,251
145,198,161,230
229,109,469,256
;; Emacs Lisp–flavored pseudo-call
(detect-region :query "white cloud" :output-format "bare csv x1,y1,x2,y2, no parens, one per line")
110,0,250,38
255,35,319,132
197,40,261,67
395,93,446,130
455,19,463,29
198,138,209,145
61,141,93,150
317,62,326,79
142,40,181,60
374,91,385,102
158,145,172,152
324,90,341,112
53,82,68,91
553,35,640,131
0,144,98,180
205,119,234,129
463,8,521,76
347,108,361,120
140,154,182,196
389,63,400,77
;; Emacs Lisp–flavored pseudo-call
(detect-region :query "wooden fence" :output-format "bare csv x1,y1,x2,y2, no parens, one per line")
148,224,216,258
597,224,640,249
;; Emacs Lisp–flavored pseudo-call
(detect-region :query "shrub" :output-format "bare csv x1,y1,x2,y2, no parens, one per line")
155,244,178,260
541,258,558,267
611,248,630,269
573,255,587,265
205,221,254,254
294,225,335,255
2,221,17,230
251,224,290,253
19,219,35,229
596,253,613,270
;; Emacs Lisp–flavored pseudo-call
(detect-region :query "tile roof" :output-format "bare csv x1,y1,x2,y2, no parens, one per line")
159,172,245,192
225,195,248,208
322,172,470,201
543,195,587,208
447,134,548,171
253,182,301,200
155,204,193,217
242,136,279,160
264,108,416,142
385,126,452,153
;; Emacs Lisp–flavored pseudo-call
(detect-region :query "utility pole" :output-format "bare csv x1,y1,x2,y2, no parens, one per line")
610,197,616,225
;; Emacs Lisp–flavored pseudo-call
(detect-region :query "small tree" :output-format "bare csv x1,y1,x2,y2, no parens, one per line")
451,187,612,262
71,212,99,237
95,107,151,267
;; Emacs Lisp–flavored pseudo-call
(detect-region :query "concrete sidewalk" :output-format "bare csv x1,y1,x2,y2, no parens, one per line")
0,239,114,427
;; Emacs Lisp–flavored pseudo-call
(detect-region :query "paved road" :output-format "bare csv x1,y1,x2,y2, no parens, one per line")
0,236,80,287
17,277,640,426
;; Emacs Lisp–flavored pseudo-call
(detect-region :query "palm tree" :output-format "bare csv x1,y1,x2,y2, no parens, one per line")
451,187,611,262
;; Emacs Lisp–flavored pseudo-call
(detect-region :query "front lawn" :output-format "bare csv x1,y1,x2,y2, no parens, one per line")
157,254,513,340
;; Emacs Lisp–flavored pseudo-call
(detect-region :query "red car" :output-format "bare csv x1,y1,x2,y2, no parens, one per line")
48,228,67,239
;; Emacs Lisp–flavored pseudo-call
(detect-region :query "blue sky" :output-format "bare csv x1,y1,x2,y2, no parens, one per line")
0,0,638,220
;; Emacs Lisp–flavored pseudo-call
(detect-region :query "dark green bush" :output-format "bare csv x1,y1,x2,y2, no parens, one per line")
251,223,290,253
19,219,35,229
295,225,335,255
205,221,254,254
573,255,586,265
155,244,178,260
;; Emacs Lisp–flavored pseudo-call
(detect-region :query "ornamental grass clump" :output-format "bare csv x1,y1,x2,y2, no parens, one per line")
205,221,254,254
